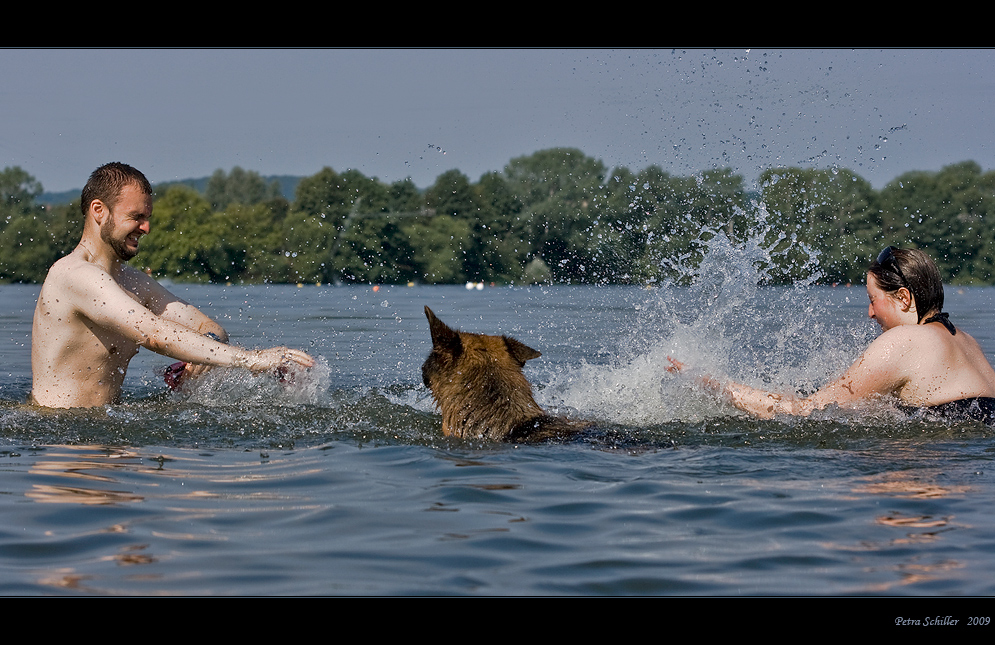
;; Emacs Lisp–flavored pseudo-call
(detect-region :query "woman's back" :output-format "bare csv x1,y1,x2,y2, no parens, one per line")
892,321,995,406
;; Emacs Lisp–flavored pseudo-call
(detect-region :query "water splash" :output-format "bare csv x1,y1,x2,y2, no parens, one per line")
179,356,333,407
541,208,874,425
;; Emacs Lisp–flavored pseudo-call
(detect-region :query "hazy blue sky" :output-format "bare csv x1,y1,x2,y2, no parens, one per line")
3,49,994,193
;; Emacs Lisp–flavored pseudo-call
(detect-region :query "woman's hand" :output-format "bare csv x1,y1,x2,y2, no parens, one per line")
667,356,723,393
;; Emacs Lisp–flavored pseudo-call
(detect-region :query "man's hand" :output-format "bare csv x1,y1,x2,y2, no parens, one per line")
165,343,315,390
164,360,218,390
239,347,316,373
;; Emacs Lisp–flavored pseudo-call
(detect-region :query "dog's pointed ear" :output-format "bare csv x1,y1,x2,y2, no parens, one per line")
504,336,541,366
425,306,462,355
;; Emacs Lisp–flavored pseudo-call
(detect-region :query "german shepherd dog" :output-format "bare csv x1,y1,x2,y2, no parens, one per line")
421,307,584,442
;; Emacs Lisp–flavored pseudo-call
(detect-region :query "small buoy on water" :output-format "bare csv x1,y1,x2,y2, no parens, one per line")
373,285,380,292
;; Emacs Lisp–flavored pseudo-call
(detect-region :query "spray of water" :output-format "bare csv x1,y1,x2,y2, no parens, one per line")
542,204,875,425
179,356,333,407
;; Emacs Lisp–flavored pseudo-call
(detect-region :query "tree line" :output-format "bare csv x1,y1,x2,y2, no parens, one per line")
2,150,994,286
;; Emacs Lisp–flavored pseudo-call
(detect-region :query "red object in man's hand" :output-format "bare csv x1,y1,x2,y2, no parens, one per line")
164,361,187,390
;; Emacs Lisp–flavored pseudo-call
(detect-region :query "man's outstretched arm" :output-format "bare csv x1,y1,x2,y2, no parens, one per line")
76,264,313,371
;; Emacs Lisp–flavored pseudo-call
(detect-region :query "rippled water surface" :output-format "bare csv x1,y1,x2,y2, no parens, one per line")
2,281,995,596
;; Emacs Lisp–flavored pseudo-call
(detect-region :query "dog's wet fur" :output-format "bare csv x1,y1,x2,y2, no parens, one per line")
421,307,585,442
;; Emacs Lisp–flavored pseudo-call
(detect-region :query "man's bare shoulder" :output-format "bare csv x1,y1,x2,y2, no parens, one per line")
114,264,191,313
44,253,161,302
38,255,152,332
43,250,86,279
39,251,109,299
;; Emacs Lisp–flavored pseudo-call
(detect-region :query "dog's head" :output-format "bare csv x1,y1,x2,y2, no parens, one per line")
422,307,540,391
421,306,585,441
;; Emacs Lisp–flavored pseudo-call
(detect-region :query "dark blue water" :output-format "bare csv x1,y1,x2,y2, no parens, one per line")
2,280,995,597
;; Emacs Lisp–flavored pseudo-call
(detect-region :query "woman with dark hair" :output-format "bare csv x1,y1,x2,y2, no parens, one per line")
668,247,995,422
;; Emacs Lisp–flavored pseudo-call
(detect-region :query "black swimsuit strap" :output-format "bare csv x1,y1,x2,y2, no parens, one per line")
924,312,956,335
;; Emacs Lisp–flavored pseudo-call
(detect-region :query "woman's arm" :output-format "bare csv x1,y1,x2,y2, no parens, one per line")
667,358,803,418
667,332,912,418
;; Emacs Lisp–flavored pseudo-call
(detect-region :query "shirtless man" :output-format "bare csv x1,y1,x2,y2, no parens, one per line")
30,162,315,408
668,247,995,421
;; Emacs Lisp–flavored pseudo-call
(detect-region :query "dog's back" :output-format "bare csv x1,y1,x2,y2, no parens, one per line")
421,307,581,441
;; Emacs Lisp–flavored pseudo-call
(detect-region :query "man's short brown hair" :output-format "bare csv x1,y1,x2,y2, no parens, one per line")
80,162,153,216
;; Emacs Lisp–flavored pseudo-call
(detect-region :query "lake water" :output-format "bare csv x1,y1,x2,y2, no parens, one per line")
2,274,995,600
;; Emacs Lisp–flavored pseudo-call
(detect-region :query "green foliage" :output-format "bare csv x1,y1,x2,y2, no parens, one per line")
138,186,211,281
470,171,528,283
293,166,357,220
218,201,292,283
420,170,482,282
336,215,418,284
402,215,472,284
504,148,607,282
0,210,72,282
0,169,81,283
629,166,752,285
137,186,294,284
759,167,879,284
205,166,281,211
1,166,43,223
877,161,995,284
280,209,340,284
4,155,995,286
387,178,422,213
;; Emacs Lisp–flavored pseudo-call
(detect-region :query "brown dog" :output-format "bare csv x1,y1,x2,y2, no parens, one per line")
421,306,584,442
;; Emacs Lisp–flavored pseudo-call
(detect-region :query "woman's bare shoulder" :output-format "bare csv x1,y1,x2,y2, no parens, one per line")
864,324,922,356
